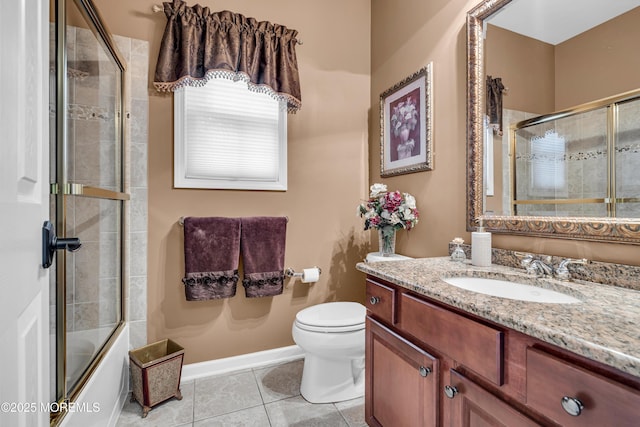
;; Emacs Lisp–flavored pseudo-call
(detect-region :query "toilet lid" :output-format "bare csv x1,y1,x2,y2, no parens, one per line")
295,302,365,331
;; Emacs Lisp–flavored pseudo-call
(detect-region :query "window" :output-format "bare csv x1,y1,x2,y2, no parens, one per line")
531,129,566,194
174,78,287,190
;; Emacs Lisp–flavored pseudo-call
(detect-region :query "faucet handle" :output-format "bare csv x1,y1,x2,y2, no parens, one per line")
556,258,589,281
519,254,540,275
519,253,534,268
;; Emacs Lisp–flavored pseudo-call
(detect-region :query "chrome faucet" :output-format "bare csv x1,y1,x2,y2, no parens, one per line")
555,258,589,281
521,255,554,277
520,254,589,281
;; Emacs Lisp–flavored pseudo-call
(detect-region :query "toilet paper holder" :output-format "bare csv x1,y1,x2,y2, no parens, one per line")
285,266,322,279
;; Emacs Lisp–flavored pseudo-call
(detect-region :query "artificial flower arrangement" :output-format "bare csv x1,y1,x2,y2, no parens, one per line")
357,183,419,231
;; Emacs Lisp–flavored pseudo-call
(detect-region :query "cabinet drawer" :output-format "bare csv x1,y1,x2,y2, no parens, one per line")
366,279,395,324
399,293,504,385
526,347,640,426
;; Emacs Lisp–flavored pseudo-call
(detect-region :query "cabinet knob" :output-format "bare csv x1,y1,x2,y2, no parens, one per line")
561,396,584,416
444,385,458,399
369,296,380,305
419,366,431,377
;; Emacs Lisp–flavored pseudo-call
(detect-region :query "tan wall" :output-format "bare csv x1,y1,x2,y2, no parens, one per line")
483,25,555,215
485,25,555,115
370,0,640,266
96,0,371,364
485,7,640,113
95,0,640,364
555,7,640,109
370,0,475,258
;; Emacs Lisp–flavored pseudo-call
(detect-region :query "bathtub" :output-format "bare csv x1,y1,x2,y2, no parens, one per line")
58,324,129,427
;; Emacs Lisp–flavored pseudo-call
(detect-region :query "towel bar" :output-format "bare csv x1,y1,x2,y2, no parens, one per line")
178,216,289,226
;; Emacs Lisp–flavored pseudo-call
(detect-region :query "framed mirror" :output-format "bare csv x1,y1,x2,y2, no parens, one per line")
467,0,640,243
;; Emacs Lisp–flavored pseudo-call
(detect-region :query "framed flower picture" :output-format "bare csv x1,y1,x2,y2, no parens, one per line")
380,63,433,177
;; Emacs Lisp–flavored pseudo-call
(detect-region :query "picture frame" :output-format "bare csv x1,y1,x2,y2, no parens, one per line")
380,63,433,177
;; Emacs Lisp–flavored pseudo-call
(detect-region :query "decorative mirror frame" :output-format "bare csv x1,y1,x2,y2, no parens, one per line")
466,0,640,244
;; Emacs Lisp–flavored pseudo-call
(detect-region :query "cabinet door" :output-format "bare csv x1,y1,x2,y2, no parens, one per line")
366,317,438,427
447,370,541,427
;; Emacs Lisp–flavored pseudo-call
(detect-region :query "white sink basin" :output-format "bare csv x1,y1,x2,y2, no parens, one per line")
442,277,581,304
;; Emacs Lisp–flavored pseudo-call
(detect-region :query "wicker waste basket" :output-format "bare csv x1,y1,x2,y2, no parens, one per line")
129,339,184,418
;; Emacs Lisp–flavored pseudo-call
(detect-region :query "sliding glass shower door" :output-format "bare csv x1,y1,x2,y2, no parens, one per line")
50,0,127,421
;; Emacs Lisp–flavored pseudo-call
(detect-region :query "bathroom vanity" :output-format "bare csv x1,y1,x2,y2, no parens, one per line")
357,257,640,426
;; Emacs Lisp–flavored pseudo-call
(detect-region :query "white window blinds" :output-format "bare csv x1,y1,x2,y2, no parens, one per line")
174,78,287,190
531,130,566,191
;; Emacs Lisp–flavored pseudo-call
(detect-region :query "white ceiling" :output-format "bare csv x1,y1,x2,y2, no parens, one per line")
487,0,640,45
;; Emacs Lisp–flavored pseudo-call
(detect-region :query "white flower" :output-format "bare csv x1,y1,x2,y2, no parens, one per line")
364,210,377,219
402,208,415,220
389,212,401,225
452,237,464,244
369,183,388,198
403,193,416,209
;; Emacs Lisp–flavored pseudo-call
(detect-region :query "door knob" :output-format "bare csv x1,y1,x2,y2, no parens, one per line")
369,296,380,305
42,220,82,268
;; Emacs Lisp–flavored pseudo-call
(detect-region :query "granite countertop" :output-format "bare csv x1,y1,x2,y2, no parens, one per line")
356,257,640,378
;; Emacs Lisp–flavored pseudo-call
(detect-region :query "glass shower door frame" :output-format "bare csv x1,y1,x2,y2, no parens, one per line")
51,0,128,423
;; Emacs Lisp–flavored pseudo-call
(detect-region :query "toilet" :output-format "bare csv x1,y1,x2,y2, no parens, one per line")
292,301,366,403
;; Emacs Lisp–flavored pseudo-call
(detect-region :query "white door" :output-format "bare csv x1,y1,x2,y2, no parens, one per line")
0,0,50,426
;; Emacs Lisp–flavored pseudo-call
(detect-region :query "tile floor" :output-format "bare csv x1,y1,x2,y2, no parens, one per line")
116,359,366,426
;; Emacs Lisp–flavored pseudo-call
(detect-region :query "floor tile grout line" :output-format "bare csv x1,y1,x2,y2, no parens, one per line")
191,403,267,425
249,367,275,426
191,377,196,427
250,366,267,405
334,402,352,427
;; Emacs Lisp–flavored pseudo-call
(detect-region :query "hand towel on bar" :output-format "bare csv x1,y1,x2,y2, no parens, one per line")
182,217,241,301
240,216,287,298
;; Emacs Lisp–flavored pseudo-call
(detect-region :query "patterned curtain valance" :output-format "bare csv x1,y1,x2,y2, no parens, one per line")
154,1,302,113
486,75,505,136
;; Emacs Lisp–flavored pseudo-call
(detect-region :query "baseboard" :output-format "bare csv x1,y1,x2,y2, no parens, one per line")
181,345,304,382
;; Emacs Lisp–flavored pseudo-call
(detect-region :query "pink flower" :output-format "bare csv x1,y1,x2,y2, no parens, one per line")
384,191,403,211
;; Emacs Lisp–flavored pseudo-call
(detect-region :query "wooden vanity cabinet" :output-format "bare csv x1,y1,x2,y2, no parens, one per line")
364,276,640,427
365,317,439,427
448,369,540,426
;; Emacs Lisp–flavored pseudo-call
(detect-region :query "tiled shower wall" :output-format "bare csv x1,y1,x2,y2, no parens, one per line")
502,105,640,218
614,99,640,217
114,33,149,350
51,26,148,349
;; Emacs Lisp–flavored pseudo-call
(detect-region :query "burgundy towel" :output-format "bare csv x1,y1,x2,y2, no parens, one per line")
182,217,241,301
240,216,287,298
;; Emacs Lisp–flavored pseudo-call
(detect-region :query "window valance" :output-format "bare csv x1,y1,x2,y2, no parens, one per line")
153,1,302,112
486,75,505,135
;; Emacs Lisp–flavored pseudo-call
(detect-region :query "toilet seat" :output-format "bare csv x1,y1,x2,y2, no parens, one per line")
295,302,365,333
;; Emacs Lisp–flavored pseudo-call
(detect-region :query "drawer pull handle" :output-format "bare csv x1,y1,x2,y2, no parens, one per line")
419,366,431,377
369,296,380,305
561,396,584,416
444,385,458,399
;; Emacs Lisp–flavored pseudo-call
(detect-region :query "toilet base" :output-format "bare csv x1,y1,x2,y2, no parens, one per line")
299,354,365,404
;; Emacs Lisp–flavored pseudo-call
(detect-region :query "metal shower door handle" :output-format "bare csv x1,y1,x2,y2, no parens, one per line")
42,220,82,268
